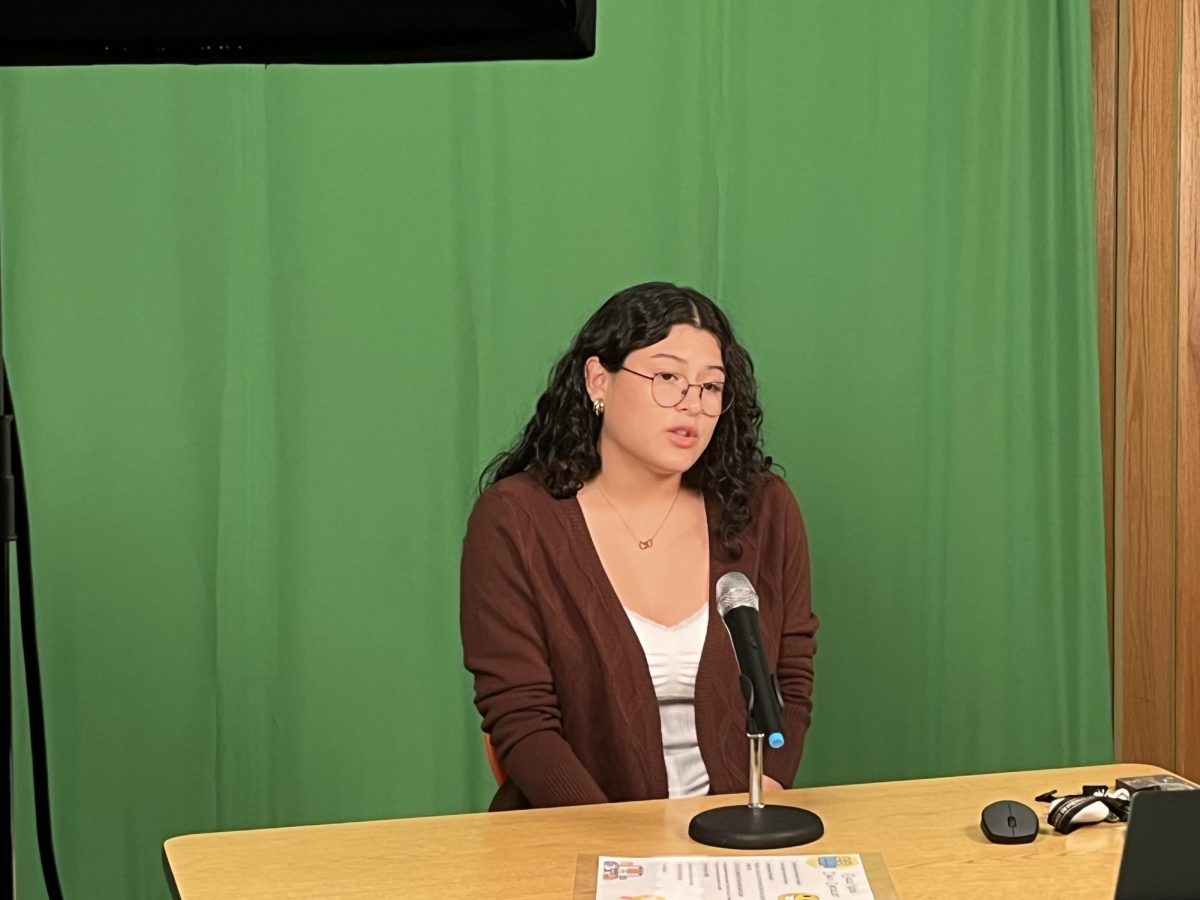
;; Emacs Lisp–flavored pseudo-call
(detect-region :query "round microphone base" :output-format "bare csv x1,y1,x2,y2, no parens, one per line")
688,803,824,850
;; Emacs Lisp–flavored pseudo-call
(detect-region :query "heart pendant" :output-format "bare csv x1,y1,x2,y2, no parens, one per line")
638,539,653,550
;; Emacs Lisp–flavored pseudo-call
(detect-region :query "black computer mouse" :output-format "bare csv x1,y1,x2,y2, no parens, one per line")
980,799,1040,844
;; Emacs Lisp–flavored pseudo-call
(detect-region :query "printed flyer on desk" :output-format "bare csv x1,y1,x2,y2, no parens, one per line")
595,854,876,899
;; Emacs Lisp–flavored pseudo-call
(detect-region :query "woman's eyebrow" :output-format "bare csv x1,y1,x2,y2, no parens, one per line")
649,352,724,372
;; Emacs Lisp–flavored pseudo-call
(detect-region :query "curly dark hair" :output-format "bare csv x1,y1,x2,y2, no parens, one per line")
480,281,775,559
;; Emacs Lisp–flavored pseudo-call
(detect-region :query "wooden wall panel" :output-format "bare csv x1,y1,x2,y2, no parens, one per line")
1176,0,1200,782
1113,0,1179,769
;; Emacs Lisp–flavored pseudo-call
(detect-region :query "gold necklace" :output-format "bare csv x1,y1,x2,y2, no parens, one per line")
594,481,682,550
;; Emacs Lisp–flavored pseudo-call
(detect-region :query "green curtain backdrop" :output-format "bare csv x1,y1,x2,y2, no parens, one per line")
1,2,1109,897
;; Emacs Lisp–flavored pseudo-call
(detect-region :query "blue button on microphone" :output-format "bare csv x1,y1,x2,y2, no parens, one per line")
769,733,784,749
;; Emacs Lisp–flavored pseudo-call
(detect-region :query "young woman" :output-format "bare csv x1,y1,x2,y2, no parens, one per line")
460,281,818,811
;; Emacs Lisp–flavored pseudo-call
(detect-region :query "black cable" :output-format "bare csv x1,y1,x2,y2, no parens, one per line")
3,389,14,900
5,373,65,898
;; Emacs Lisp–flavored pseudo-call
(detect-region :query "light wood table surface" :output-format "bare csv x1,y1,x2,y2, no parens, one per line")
164,762,1171,898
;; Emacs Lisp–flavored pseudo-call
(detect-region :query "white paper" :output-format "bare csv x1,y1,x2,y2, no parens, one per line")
595,854,875,900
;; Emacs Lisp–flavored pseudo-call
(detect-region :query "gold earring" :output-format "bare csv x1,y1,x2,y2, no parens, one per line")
593,398,605,417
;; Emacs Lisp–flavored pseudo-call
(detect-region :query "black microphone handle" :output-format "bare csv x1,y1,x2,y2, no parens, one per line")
722,605,785,741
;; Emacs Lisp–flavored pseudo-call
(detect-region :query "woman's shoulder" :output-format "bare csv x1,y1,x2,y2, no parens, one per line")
469,470,562,526
750,469,806,534
755,469,799,508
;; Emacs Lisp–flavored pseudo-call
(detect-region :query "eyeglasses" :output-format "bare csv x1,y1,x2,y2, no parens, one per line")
620,367,732,416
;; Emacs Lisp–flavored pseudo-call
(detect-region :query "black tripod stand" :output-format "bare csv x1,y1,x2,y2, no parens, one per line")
2,200,65,900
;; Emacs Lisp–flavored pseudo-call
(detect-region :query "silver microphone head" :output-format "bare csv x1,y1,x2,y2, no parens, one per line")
716,571,759,618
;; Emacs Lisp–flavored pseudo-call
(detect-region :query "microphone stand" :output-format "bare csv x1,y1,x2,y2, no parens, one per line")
688,680,824,849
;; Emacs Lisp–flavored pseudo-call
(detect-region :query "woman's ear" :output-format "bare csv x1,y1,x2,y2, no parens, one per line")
583,356,609,404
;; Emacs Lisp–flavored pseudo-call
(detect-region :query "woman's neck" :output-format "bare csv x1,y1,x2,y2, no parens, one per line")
588,438,682,509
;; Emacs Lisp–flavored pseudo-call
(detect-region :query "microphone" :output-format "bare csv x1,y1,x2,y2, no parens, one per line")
687,572,823,849
716,572,785,749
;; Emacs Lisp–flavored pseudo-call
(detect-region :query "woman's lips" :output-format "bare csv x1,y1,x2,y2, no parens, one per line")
667,427,698,448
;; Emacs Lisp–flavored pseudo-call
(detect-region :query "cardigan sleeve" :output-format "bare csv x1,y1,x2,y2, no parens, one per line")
762,476,820,788
460,487,608,807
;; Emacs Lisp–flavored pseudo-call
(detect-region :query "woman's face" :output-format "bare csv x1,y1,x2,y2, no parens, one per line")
586,324,727,477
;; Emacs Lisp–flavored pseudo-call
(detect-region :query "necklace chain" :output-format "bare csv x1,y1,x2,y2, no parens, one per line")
594,482,682,550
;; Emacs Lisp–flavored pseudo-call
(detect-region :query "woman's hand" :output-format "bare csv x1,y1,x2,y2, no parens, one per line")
763,775,785,792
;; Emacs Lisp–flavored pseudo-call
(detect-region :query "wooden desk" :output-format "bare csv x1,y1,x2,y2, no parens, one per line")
164,762,1171,898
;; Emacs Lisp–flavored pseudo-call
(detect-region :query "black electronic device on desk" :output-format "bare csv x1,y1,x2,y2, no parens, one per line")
1113,789,1200,900
980,800,1040,844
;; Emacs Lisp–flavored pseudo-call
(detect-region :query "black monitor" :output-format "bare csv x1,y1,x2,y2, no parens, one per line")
0,1,597,65
1113,789,1200,900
